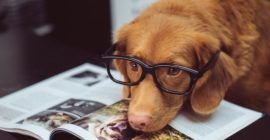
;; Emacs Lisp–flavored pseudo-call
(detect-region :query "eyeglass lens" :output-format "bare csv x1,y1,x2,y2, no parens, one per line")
155,66,191,93
108,58,192,93
108,58,142,83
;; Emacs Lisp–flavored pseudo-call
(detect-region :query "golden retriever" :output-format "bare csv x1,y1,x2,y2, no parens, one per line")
112,0,270,132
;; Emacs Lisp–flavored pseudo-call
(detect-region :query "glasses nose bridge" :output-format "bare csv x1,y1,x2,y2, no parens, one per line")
140,65,157,82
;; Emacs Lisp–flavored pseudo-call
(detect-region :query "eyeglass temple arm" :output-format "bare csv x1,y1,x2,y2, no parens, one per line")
103,43,118,56
197,50,221,77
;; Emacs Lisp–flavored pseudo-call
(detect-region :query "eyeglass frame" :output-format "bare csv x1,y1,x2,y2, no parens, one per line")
101,44,220,96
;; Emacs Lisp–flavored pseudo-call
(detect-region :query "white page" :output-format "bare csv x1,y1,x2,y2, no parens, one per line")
44,64,108,96
81,79,122,105
0,87,70,123
170,101,262,140
0,104,26,122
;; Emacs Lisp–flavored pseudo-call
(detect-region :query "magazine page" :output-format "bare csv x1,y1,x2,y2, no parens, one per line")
51,100,262,140
18,98,106,131
0,63,263,140
0,64,111,123
0,97,109,140
51,100,192,140
50,124,97,140
0,122,50,140
0,63,122,139
169,100,262,140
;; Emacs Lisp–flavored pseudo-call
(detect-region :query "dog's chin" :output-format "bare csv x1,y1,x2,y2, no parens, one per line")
129,123,166,132
129,118,173,132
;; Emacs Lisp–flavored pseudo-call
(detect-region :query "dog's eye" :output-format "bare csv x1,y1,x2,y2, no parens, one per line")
129,62,138,71
167,67,182,76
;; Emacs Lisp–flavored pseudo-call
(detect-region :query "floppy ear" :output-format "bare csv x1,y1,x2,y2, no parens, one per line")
112,43,131,99
190,42,238,115
112,22,137,99
113,43,127,75
112,21,133,80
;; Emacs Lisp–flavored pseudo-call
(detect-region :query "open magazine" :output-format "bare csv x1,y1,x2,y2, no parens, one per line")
0,63,262,140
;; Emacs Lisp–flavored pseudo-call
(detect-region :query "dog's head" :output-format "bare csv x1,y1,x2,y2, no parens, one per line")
111,13,237,132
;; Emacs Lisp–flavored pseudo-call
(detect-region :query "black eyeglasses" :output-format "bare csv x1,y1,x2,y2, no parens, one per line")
101,44,220,96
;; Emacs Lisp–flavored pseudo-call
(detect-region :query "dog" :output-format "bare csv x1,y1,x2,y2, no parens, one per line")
112,0,270,132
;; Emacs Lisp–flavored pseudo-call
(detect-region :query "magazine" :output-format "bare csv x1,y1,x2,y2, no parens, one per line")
0,63,262,140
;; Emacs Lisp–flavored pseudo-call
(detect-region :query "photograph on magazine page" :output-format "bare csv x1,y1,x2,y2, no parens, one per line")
71,100,192,140
18,99,105,131
67,70,108,87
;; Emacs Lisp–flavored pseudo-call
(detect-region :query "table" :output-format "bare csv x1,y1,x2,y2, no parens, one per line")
0,28,269,140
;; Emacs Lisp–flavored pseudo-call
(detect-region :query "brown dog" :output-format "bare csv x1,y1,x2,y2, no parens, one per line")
112,0,270,132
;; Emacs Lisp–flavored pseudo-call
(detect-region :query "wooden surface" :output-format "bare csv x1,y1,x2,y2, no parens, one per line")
0,28,269,140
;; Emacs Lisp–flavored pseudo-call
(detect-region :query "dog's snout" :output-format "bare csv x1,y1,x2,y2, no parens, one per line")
129,114,151,130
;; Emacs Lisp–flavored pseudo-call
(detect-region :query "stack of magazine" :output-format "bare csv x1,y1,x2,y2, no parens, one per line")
0,64,262,140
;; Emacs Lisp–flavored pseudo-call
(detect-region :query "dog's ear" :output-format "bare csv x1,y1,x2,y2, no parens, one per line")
190,37,237,115
112,43,131,99
112,20,138,77
112,42,127,78
112,22,137,99
112,22,132,78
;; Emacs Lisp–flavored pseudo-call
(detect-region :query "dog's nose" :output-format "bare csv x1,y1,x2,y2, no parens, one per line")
129,114,151,130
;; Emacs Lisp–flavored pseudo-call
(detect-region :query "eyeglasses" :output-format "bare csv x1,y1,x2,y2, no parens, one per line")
101,44,220,96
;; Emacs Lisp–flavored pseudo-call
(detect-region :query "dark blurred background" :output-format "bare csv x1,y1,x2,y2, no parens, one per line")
46,0,112,54
0,0,155,54
0,0,112,54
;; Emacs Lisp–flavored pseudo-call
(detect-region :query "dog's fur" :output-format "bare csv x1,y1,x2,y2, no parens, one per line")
113,0,270,132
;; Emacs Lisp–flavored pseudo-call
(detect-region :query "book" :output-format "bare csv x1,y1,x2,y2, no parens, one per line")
0,63,262,140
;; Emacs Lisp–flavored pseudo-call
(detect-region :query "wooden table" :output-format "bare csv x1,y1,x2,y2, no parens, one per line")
0,28,269,140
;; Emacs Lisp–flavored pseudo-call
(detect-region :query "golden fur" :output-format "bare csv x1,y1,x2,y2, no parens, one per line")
113,0,270,132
